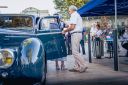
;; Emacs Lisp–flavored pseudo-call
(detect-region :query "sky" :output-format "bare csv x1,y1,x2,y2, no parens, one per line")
0,0,57,14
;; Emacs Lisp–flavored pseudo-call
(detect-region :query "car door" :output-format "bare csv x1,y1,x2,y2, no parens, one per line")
37,17,67,60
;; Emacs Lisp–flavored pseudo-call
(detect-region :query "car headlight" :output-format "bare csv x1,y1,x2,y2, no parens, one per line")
0,49,14,69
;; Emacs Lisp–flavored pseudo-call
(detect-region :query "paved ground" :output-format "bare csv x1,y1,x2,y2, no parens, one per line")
46,55,128,85
1,42,128,85
46,42,128,85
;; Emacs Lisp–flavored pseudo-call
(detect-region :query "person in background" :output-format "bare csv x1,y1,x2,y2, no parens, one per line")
65,32,72,55
118,22,125,39
90,23,98,41
62,20,72,55
55,58,66,70
90,23,98,54
80,27,86,55
104,23,113,53
93,23,104,59
62,5,88,73
59,18,66,31
59,18,72,55
50,18,59,29
55,16,67,70
95,24,103,37
121,27,128,57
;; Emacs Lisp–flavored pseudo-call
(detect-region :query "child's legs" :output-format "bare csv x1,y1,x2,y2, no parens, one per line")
61,61,64,66
55,60,59,67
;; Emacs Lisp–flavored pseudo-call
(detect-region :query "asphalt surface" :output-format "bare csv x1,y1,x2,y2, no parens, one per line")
1,55,128,85
46,55,128,85
1,42,128,85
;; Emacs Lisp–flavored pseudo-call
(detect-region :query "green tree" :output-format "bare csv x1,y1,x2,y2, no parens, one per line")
53,0,89,18
65,0,89,8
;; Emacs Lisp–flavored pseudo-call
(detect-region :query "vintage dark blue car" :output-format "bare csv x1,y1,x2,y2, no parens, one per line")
0,14,67,84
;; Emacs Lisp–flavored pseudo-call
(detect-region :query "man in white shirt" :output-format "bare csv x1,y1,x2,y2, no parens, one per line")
62,5,87,73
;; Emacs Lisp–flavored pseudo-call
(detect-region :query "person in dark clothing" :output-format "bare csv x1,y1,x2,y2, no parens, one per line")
80,27,86,55
65,32,72,55
118,22,125,39
121,27,128,57
122,43,128,57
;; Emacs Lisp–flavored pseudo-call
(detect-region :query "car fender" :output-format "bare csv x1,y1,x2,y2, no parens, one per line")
19,38,45,79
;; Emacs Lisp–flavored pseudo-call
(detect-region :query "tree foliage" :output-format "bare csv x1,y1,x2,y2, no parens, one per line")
53,0,89,18
65,0,89,8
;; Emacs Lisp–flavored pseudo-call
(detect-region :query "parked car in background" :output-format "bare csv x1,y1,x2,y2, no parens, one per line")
0,14,67,84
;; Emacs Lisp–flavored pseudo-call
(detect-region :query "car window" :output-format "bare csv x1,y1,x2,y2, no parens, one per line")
0,16,33,30
41,18,59,30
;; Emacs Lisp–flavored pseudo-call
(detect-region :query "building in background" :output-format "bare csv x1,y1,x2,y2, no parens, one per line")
21,7,49,17
0,6,8,13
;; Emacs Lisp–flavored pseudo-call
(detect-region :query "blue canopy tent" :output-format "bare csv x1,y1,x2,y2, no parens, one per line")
78,0,128,17
77,0,128,71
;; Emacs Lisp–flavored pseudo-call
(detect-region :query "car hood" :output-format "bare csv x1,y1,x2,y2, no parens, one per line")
0,29,35,47
0,28,32,35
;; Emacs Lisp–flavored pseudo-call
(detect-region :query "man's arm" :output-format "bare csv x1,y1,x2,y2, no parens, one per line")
62,24,76,34
62,13,77,34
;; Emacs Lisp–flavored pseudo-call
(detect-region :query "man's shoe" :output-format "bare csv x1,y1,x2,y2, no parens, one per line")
56,66,60,70
69,69,79,72
79,67,88,73
61,65,67,70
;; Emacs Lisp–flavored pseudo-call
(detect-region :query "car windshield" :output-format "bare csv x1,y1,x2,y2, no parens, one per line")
42,18,59,30
0,16,33,30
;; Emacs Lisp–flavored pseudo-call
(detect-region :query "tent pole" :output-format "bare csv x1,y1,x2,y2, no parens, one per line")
88,31,92,63
113,0,119,71
115,0,117,29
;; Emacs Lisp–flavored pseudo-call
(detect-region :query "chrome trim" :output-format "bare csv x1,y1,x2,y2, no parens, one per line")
36,32,62,35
